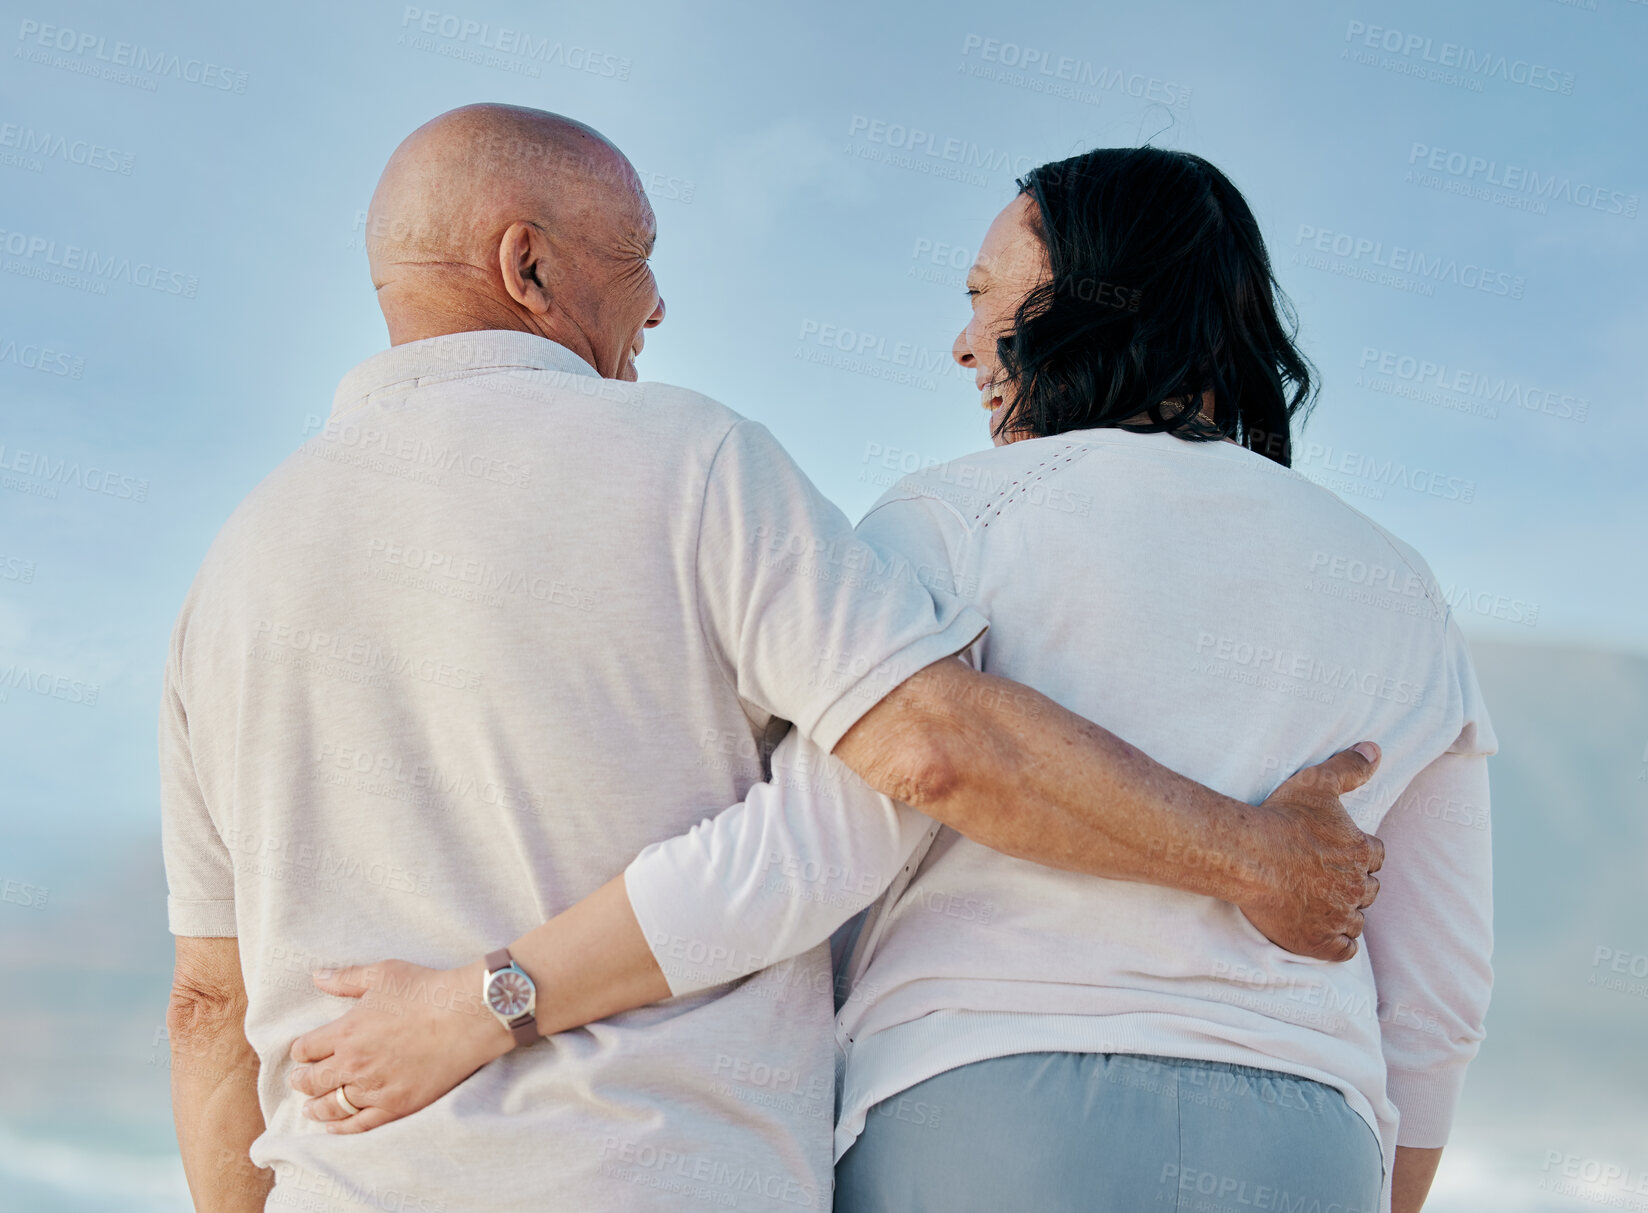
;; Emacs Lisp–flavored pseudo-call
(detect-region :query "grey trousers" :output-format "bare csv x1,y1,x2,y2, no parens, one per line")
835,1052,1383,1213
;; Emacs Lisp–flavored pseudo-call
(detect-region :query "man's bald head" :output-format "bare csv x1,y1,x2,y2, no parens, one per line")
365,104,664,380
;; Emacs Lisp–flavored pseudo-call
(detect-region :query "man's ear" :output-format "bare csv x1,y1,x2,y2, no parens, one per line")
498,221,554,314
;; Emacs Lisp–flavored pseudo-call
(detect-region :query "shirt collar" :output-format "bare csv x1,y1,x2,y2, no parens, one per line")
331,330,600,417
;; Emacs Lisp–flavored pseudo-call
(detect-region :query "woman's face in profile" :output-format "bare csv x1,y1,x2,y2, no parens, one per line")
953,192,1052,445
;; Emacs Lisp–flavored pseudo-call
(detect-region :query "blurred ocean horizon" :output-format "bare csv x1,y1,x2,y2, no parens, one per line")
3,636,1644,1212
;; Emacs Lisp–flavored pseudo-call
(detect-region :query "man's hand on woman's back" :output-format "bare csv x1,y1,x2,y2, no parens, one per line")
833,658,1385,964
1244,745,1386,962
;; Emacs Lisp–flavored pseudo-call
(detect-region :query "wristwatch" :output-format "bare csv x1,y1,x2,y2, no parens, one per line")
481,948,539,1047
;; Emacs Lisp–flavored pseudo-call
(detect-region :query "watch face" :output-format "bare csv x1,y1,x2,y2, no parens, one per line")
486,968,533,1018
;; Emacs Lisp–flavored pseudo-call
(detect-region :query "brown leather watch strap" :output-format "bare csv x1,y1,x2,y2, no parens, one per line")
485,948,540,1046
508,1013,539,1047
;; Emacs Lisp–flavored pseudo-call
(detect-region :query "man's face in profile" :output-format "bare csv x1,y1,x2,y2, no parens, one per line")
565,171,664,381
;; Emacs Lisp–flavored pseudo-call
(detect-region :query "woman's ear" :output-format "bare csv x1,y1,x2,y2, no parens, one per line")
498,221,554,314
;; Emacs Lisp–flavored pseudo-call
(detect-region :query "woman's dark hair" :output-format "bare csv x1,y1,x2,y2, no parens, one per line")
993,147,1314,466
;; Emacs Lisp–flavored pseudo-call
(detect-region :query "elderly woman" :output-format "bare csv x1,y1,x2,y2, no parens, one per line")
290,148,1491,1213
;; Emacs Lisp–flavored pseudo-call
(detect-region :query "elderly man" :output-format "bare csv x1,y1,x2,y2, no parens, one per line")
162,104,1381,1212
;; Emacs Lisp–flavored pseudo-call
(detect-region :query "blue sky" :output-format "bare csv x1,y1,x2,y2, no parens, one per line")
4,0,1644,831
0,0,1644,1207
1,0,1643,832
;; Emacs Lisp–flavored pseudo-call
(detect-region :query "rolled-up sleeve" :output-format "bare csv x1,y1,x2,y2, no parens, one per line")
694,420,987,753
1363,617,1496,1146
160,647,237,938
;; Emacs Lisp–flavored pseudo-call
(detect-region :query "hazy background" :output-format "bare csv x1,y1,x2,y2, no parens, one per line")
1,0,1644,1208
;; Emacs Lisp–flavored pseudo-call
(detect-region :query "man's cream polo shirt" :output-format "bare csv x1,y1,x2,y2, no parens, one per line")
160,330,985,1212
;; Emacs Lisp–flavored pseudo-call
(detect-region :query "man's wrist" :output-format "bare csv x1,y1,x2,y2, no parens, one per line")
1198,789,1296,910
1145,794,1280,909
1224,801,1288,910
